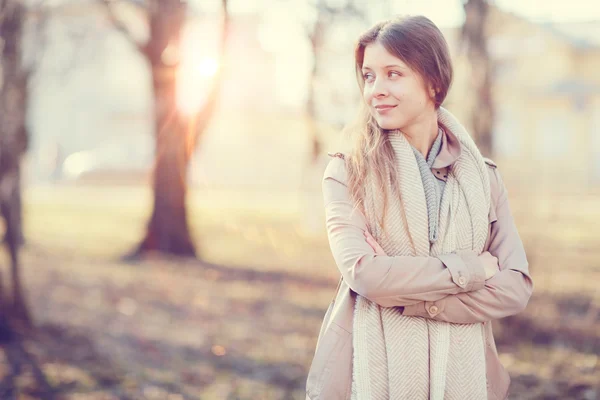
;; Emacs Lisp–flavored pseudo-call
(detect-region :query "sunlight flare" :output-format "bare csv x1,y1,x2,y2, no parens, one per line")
177,56,219,115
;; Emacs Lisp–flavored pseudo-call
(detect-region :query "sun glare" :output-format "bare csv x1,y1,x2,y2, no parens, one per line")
177,56,219,115
197,58,219,77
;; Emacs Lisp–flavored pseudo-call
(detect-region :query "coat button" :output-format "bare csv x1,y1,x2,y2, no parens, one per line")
429,305,439,315
458,276,467,286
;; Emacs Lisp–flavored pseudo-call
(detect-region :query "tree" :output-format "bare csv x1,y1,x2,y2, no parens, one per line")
299,1,371,235
304,0,396,164
100,0,229,258
461,0,494,156
0,0,32,332
305,0,367,163
306,5,326,163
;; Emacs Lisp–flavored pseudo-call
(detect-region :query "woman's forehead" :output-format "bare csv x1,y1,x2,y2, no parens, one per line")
362,42,409,70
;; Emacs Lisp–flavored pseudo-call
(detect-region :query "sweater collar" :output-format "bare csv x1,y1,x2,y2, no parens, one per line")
426,128,444,167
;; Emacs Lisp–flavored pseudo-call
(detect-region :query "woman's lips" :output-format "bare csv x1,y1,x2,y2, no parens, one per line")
374,105,397,114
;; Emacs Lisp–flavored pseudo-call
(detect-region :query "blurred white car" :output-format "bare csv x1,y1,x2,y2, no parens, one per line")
61,134,154,184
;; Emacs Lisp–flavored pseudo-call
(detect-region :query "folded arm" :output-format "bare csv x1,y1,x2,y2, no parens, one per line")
323,157,486,308
403,166,533,323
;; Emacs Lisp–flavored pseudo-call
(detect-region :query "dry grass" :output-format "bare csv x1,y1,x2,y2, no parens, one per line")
0,184,596,399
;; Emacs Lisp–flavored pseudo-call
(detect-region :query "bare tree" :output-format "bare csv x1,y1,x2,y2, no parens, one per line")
305,0,367,163
461,0,494,156
100,0,229,257
306,6,326,163
0,0,32,331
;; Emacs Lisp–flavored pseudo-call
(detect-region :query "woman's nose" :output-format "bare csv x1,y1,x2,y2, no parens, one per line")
372,78,388,98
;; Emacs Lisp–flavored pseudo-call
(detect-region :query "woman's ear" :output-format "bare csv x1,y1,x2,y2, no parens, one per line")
428,85,436,98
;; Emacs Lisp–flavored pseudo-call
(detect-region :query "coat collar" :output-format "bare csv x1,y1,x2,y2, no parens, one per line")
432,123,462,169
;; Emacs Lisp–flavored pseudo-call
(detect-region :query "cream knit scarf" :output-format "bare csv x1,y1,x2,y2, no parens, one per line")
351,107,490,400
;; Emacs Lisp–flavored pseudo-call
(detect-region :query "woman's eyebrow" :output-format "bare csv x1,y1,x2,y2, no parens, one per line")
362,64,407,70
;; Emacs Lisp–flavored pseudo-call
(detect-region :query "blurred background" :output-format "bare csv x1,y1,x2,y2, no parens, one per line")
0,0,598,399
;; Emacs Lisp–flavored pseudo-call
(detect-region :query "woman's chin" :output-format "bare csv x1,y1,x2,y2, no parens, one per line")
376,119,403,131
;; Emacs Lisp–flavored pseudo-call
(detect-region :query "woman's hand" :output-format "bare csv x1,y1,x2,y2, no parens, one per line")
364,230,387,256
479,251,500,280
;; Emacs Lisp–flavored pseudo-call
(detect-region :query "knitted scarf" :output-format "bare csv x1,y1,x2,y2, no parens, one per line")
351,107,490,400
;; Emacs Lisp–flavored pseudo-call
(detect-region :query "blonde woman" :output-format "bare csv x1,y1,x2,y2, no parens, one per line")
306,16,533,400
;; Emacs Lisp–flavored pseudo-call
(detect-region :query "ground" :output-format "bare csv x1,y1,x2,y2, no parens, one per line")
0,184,597,399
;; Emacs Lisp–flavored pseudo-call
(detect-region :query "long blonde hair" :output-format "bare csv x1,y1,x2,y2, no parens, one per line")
345,16,453,230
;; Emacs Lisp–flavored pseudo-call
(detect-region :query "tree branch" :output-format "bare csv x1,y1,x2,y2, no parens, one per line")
22,2,51,80
192,0,228,143
97,0,149,57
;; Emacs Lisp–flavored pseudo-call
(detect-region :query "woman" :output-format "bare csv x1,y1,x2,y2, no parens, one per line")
306,15,533,400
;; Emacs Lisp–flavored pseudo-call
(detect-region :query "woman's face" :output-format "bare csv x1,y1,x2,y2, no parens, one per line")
361,41,435,132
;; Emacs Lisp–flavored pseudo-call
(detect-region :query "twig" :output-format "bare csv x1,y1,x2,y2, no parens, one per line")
97,0,149,57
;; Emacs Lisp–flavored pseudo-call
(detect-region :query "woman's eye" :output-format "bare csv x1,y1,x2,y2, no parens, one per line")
363,72,375,82
389,71,402,78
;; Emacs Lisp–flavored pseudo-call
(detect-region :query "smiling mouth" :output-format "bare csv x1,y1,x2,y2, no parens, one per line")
374,105,397,113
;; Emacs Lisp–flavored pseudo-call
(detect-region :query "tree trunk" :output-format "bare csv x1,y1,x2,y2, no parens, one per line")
132,1,196,257
462,0,494,157
136,64,196,256
306,10,326,164
0,0,32,328
0,273,13,342
3,167,30,325
131,0,228,258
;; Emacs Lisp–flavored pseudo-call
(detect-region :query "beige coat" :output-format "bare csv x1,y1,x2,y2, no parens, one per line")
306,128,534,400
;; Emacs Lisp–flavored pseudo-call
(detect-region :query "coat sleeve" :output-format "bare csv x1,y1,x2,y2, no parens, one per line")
402,165,534,323
322,156,487,308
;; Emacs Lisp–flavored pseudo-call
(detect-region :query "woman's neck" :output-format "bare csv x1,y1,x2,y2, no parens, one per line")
397,112,439,158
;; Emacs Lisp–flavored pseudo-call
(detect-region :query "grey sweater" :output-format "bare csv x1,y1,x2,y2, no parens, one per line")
411,128,445,244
